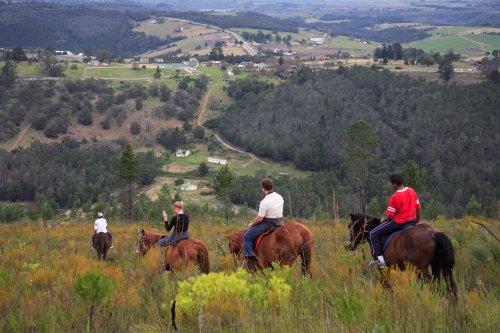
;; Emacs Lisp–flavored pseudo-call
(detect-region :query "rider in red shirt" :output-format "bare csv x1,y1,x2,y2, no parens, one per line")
369,174,421,268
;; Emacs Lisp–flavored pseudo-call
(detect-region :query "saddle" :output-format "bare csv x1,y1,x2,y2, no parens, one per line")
382,222,416,252
254,225,281,252
169,235,191,247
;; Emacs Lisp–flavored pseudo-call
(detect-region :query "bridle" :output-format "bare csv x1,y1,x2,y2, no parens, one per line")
349,217,371,247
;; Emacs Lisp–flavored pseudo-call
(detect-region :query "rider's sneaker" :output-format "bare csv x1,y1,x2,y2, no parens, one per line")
110,244,115,249
369,260,386,268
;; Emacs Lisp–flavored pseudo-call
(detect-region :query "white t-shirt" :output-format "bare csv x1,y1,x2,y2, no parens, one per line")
94,218,108,233
258,192,284,218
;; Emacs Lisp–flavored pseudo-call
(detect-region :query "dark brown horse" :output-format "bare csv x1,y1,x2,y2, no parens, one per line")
136,229,209,274
92,232,111,261
225,221,314,275
346,213,457,297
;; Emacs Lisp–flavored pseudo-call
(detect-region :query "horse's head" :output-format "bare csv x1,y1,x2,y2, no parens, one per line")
224,231,244,256
346,213,380,251
136,229,149,258
136,229,164,258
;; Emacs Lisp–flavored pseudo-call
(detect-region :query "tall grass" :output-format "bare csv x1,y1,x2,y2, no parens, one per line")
0,215,498,332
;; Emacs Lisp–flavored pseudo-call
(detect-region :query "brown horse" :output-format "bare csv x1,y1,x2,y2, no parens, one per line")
136,229,209,274
346,213,457,297
225,221,314,275
92,232,111,261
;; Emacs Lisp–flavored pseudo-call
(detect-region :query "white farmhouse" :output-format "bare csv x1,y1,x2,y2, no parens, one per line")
176,149,191,157
310,37,325,45
180,182,197,191
207,157,227,165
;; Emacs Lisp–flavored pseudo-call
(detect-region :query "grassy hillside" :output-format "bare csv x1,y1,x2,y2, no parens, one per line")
0,216,498,331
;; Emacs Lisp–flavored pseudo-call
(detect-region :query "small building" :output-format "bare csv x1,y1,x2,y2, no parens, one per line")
123,58,136,63
176,149,191,157
238,61,255,69
139,57,150,63
180,182,197,191
208,157,227,165
189,57,200,67
254,63,271,70
211,61,221,67
310,37,325,45
154,58,164,63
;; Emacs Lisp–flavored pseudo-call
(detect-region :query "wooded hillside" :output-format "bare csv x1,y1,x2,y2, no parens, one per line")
0,3,166,55
212,67,500,216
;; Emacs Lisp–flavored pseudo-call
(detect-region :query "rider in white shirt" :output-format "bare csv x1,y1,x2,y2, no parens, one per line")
94,212,113,248
243,178,284,270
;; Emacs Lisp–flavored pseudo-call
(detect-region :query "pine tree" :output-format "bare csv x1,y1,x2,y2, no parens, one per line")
213,165,235,221
343,120,378,214
118,144,138,222
465,195,482,216
399,160,425,192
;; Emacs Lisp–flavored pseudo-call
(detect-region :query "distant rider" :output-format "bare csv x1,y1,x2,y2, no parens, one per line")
369,174,421,267
94,212,113,249
157,201,190,247
243,178,284,270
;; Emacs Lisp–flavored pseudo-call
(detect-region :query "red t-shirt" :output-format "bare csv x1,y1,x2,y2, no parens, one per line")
386,187,421,223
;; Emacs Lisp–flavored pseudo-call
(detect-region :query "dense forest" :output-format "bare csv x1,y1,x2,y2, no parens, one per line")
0,3,167,55
209,67,500,216
161,11,300,33
0,138,162,210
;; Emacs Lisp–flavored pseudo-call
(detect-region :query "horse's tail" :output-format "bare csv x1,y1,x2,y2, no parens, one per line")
432,232,457,298
193,241,210,274
298,225,313,276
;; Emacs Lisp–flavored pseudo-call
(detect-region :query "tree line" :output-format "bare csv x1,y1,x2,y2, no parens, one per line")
161,11,300,33
0,138,162,215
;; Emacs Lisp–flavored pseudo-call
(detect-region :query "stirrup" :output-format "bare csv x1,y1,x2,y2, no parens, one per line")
369,260,386,268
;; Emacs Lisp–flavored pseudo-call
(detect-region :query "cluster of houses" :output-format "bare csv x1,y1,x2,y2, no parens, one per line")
123,57,200,67
173,149,228,191
175,149,227,165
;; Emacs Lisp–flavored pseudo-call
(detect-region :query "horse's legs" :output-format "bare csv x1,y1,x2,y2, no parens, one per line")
418,267,433,283
300,244,312,276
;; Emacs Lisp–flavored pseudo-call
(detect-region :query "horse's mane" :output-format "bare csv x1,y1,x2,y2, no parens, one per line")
140,229,168,245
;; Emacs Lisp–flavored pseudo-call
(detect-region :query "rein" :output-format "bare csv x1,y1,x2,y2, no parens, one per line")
349,217,371,246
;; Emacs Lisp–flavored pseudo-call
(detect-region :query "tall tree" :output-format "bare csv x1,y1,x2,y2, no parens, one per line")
439,59,454,82
213,165,235,221
0,60,16,88
343,120,378,214
118,144,138,222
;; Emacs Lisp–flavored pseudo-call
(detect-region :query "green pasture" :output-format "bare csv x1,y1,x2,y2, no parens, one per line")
465,34,500,50
428,26,469,36
326,36,377,53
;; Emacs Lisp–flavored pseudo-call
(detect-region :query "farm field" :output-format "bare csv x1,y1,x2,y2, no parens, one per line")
410,26,500,57
0,216,498,332
232,28,376,57
135,19,243,58
134,19,219,38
